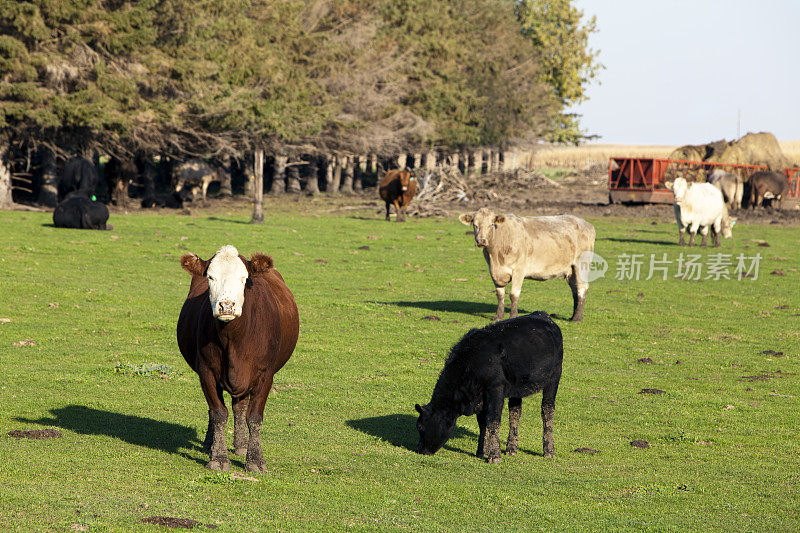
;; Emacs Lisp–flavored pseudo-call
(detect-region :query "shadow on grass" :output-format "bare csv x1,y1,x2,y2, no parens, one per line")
346,414,478,458
384,300,531,318
206,216,253,225
601,237,675,246
15,405,204,462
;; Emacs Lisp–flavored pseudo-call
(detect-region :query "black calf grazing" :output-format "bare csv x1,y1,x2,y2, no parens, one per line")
415,312,562,463
53,192,111,230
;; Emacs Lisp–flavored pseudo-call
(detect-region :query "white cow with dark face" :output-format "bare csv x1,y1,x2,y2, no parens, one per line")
205,245,249,321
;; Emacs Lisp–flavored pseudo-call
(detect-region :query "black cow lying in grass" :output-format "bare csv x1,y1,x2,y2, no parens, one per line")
53,192,111,230
415,311,563,463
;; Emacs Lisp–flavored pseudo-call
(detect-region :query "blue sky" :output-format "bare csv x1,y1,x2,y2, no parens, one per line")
571,0,800,144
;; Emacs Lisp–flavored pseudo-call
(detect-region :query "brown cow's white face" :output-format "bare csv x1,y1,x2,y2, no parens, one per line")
206,245,248,322
458,207,505,247
400,170,416,192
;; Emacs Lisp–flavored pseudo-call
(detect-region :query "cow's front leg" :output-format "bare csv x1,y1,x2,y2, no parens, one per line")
508,272,524,319
385,202,391,221
201,382,223,453
394,199,404,222
484,387,505,464
232,396,250,456
476,406,488,458
699,226,709,248
199,372,230,471
678,228,686,246
505,397,522,456
244,376,274,473
492,285,506,322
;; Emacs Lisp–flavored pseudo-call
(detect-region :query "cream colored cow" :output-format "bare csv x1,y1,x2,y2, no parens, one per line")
459,208,596,322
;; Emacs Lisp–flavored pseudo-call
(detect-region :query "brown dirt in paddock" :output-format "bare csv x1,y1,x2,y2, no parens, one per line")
100,166,800,226
738,370,794,382
573,447,600,455
141,516,217,529
630,440,650,449
639,389,666,395
7,429,62,439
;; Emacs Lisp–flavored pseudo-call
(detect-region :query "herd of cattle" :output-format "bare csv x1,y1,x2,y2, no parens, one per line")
44,156,788,469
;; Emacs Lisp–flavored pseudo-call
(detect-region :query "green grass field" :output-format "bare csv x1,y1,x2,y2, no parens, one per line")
1,200,798,531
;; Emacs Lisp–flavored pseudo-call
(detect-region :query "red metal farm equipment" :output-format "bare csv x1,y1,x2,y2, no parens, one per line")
608,157,800,208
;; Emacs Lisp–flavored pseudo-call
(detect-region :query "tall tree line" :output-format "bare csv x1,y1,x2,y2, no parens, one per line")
0,0,599,201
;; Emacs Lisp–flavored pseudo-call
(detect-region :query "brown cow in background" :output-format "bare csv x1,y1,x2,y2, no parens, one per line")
379,169,417,222
177,245,299,472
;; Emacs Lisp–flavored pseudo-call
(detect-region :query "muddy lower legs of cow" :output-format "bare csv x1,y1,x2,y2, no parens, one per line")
483,388,505,463
493,285,506,322
243,377,273,473
232,397,250,456
199,376,230,471
505,397,522,456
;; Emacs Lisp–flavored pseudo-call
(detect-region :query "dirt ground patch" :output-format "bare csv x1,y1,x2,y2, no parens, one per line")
100,167,800,226
7,428,62,439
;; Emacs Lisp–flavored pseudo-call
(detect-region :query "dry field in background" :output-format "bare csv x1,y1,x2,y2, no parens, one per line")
534,141,800,169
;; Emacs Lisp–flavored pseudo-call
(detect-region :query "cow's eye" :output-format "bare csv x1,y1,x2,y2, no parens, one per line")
208,276,215,282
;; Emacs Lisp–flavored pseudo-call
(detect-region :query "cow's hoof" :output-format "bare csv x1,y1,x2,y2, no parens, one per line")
543,451,555,458
487,456,501,464
503,448,518,456
245,460,267,473
570,316,583,323
234,446,248,457
206,458,231,472
492,315,504,322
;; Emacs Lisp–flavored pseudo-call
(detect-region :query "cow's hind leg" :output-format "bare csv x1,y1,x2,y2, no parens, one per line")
699,226,709,248
232,396,250,456
476,406,488,458
385,202,391,221
199,372,230,471
567,266,587,322
244,375,274,473
505,397,522,456
541,382,559,458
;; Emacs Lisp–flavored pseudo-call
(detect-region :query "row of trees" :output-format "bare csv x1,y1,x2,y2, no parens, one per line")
0,0,600,206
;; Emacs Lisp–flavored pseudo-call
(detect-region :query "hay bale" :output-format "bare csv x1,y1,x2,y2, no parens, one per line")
734,132,788,170
668,132,789,171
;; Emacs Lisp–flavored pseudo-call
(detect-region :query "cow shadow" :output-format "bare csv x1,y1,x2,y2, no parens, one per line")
14,405,205,464
205,216,253,225
602,237,676,246
385,300,529,318
347,414,476,454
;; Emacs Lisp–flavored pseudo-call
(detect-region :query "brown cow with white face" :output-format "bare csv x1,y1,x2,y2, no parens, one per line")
379,169,417,222
459,208,596,322
177,245,299,472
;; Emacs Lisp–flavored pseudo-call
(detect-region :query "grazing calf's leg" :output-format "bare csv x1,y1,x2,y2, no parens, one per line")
508,272,524,319
232,396,250,456
476,407,488,458
199,372,230,471
541,382,559,458
484,387,505,464
244,375,274,473
505,397,522,456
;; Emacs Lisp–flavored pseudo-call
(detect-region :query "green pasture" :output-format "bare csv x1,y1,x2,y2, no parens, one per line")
0,201,798,531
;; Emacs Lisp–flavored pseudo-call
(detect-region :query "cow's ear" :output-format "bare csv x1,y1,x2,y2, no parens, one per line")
180,253,207,276
458,213,473,225
247,253,274,277
415,403,426,414
730,218,737,227
664,180,674,190
494,215,505,224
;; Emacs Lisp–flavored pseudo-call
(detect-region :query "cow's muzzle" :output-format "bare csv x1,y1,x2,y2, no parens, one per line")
475,239,488,247
215,300,238,322
401,186,408,192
